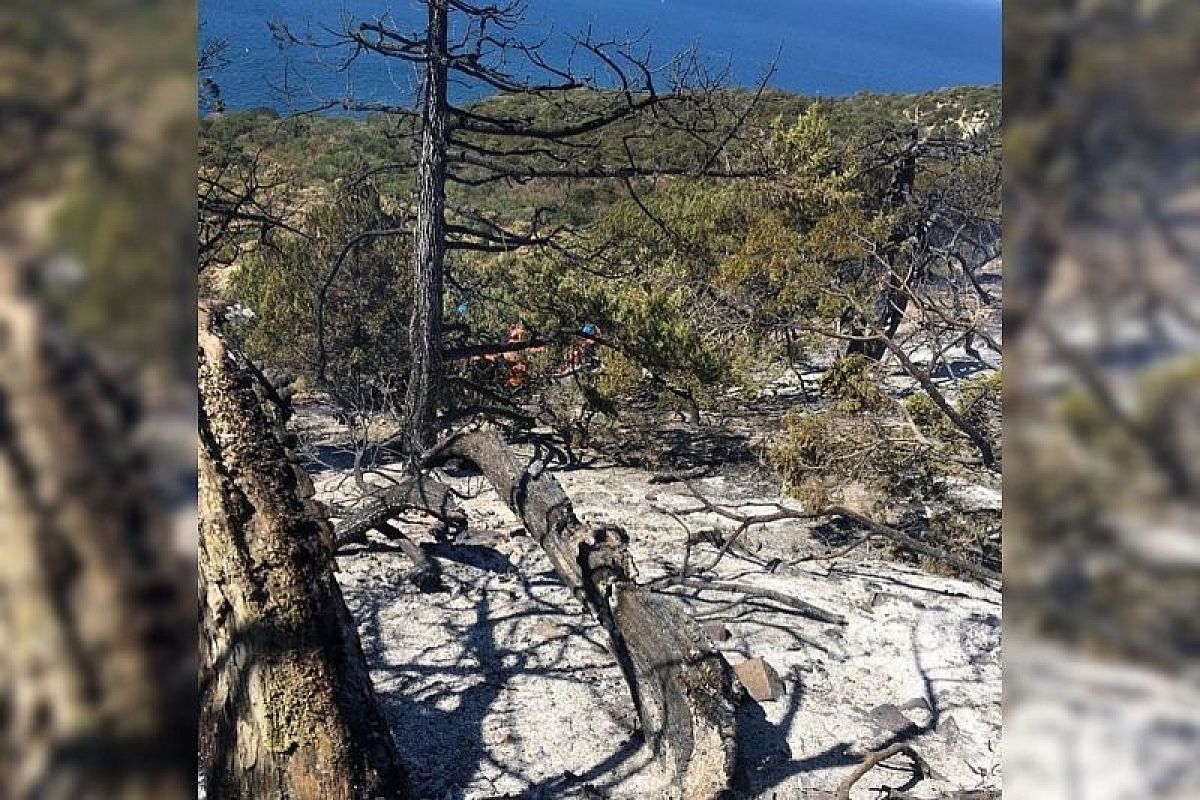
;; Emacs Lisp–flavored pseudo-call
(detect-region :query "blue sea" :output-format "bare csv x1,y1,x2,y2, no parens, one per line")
200,0,1001,111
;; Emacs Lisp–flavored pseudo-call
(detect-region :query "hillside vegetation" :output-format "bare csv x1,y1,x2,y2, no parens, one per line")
201,83,1001,574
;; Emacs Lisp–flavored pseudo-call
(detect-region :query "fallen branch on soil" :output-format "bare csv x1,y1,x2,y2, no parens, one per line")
653,577,846,625
649,467,714,485
333,476,467,548
426,428,740,800
374,522,445,591
677,483,1000,583
836,744,931,800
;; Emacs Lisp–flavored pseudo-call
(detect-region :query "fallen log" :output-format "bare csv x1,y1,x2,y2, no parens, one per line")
374,522,445,591
429,429,740,800
333,476,466,548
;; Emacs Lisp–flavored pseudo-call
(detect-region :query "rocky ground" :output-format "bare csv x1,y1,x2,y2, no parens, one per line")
310,429,1003,799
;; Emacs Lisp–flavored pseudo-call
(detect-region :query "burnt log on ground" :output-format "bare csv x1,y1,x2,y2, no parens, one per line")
333,476,466,549
371,522,445,592
426,428,740,800
199,305,410,799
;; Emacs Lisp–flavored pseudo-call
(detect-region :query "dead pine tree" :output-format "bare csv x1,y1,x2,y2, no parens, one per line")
845,123,1000,363
198,302,411,800
279,0,772,450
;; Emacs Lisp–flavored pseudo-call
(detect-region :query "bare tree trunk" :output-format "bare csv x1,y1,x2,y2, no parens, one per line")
848,142,919,362
429,429,739,800
403,0,451,452
0,260,194,800
199,305,410,800
847,263,911,361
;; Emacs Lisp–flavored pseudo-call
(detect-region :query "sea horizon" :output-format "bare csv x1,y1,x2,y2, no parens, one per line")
200,0,1001,112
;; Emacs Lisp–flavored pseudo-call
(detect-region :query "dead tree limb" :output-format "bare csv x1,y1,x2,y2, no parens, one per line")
374,522,445,591
835,743,931,800
428,428,739,800
677,483,1000,583
819,505,999,583
649,467,714,485
879,336,997,470
655,577,845,625
333,476,466,548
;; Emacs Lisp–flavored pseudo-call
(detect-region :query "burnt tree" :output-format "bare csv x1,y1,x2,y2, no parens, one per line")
198,304,410,800
281,0,770,450
846,126,1000,361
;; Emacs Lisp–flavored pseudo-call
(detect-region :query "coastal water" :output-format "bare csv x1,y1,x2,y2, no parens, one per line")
200,0,1000,110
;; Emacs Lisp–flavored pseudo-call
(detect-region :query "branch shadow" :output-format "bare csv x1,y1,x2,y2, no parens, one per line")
731,620,955,798
343,548,656,799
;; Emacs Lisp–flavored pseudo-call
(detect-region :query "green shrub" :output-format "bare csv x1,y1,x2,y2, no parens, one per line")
227,183,412,409
769,407,942,510
905,390,954,439
959,370,1002,441
820,354,888,412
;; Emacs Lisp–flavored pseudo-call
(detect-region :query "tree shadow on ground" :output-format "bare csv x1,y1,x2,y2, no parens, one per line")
341,541,656,799
730,618,999,799
607,424,759,471
931,358,992,380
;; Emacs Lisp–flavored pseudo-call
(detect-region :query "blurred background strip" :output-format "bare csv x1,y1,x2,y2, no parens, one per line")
1005,0,1200,797
0,0,196,798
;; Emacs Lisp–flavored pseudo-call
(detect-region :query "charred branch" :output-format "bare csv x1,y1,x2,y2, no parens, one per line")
333,476,466,548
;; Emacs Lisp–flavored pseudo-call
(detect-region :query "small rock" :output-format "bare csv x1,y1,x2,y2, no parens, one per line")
869,703,919,734
702,621,731,643
938,713,961,745
734,657,786,702
532,619,571,639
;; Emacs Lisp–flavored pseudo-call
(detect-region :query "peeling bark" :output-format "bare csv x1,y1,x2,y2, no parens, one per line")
198,305,410,800
429,429,740,800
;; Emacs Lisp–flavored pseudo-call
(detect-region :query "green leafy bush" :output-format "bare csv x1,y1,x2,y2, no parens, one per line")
769,407,941,511
820,353,889,412
228,183,412,409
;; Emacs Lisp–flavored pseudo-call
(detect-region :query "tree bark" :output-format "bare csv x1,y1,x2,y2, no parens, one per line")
403,0,452,452
198,305,410,800
0,260,194,800
429,429,740,800
846,261,912,361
